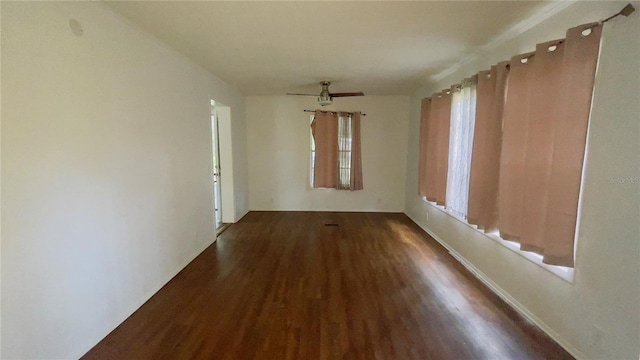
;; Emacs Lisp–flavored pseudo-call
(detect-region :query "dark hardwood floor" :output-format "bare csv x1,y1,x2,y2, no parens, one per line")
82,212,573,360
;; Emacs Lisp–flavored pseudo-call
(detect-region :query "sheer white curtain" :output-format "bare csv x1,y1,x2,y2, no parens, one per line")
446,77,477,218
336,114,352,189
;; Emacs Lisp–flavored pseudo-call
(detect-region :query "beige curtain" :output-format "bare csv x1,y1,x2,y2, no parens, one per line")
424,95,440,201
497,23,602,267
311,110,338,188
424,90,452,205
434,89,453,206
498,52,535,241
543,23,602,266
519,38,566,257
467,62,509,230
349,112,364,190
418,98,431,197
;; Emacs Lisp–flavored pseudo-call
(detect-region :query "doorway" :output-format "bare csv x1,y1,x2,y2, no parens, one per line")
211,104,223,230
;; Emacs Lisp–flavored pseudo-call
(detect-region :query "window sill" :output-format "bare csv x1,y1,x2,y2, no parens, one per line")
421,198,574,283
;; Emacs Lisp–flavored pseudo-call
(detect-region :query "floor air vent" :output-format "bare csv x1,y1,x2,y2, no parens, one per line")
324,223,339,226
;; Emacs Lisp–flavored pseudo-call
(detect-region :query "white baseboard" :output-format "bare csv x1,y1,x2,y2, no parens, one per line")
405,212,586,360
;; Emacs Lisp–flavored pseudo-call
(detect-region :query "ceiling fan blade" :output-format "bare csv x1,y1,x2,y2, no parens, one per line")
330,92,365,98
286,92,318,96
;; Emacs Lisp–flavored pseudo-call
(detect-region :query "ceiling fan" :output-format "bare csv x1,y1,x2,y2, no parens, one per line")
287,81,364,106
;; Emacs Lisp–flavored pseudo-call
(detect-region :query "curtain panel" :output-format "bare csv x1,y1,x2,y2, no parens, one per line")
497,23,602,267
467,62,509,231
434,90,453,206
498,52,536,241
418,98,432,198
543,24,602,266
422,90,452,205
311,110,339,188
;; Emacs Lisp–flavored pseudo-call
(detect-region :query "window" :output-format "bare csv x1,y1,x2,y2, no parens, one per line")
418,22,601,270
310,111,363,190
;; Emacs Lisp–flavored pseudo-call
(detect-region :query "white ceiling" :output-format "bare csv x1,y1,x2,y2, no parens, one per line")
105,1,555,96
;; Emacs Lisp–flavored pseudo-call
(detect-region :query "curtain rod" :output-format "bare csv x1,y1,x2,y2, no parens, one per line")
601,3,635,23
430,3,634,97
304,110,366,116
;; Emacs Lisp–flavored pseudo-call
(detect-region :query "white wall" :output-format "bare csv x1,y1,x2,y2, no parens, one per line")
1,2,248,359
405,2,640,359
247,95,410,212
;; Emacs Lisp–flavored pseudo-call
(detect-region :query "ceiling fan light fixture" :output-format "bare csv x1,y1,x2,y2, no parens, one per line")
318,95,332,106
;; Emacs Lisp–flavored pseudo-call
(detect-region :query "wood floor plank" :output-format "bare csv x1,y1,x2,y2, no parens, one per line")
82,212,573,360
